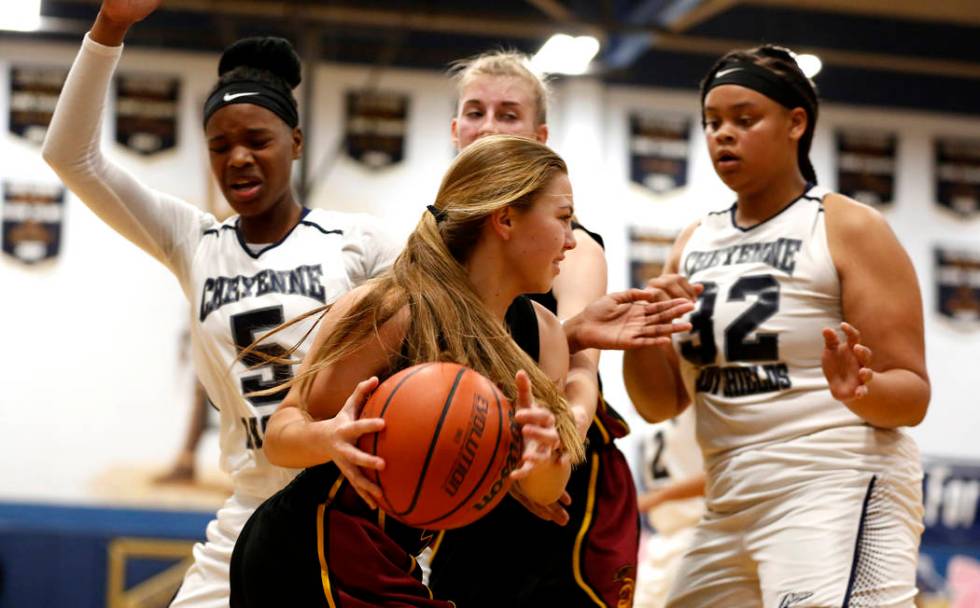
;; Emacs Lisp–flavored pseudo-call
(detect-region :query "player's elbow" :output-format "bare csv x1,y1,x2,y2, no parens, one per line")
904,380,930,428
900,370,930,427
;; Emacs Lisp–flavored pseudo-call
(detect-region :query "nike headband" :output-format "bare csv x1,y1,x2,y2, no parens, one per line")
702,61,810,114
203,80,299,129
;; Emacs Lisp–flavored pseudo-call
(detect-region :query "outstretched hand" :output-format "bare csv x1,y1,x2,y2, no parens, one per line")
99,0,163,26
822,322,874,403
567,288,696,352
320,376,387,509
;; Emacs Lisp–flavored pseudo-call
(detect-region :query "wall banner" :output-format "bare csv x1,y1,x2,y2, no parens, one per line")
8,66,68,144
628,226,679,289
2,181,66,264
629,113,691,194
934,245,980,325
344,90,409,169
115,73,180,155
935,137,980,218
835,129,897,207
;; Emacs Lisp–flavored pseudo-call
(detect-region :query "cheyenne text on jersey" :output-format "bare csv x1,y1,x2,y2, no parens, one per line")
683,238,803,276
199,264,327,321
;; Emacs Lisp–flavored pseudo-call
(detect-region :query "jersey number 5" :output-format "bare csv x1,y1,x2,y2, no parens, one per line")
231,306,294,406
680,275,780,365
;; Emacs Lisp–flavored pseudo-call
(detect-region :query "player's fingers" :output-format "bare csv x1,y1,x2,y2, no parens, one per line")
620,287,671,304
637,318,693,340
649,277,695,301
644,298,695,320
559,491,572,506
343,376,379,415
521,426,559,452
550,506,570,526
341,444,386,471
344,417,385,438
858,367,874,385
514,370,533,409
854,345,872,366
509,459,535,481
841,322,861,347
514,407,555,427
822,327,840,350
340,466,381,508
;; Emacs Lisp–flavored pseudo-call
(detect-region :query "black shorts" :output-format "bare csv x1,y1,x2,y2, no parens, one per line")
230,463,452,608
428,441,639,607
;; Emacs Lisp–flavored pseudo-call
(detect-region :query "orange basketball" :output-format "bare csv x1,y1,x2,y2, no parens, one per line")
357,362,520,529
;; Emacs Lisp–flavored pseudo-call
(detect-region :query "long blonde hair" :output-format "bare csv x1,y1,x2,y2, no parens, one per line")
449,50,550,126
271,134,582,462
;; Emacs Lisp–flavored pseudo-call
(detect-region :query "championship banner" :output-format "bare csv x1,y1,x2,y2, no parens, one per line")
934,245,980,324
344,90,409,169
115,73,180,155
2,181,66,264
8,66,68,144
935,137,980,218
628,226,679,289
835,129,897,207
629,113,691,194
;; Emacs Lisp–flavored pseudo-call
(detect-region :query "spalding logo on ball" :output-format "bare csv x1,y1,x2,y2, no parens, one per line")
357,362,521,529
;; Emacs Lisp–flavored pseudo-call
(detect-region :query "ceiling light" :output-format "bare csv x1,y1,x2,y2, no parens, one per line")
0,0,41,32
531,34,600,76
795,53,822,78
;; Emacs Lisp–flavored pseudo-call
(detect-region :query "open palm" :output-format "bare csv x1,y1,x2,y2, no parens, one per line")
821,322,873,402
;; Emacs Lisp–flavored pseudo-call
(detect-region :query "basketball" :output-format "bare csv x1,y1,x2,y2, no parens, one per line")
357,362,520,529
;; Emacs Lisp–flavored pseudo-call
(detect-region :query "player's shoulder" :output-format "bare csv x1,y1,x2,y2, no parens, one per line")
297,208,357,236
821,190,890,238
302,209,398,244
201,213,237,239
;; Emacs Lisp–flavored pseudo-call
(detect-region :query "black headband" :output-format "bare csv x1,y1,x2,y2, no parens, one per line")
703,60,819,184
203,80,298,128
703,61,809,113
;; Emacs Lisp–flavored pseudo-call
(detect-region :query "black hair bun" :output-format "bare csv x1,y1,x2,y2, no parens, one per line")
756,44,796,62
218,37,302,89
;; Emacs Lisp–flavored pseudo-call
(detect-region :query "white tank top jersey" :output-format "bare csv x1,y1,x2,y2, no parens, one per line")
44,35,401,499
188,210,396,497
672,185,920,509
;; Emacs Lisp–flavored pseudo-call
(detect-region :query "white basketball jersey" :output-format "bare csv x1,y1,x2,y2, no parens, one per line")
186,209,398,498
45,35,403,502
672,185,920,508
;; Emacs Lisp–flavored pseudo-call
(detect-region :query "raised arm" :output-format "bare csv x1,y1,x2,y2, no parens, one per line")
42,1,208,277
622,221,702,423
823,194,930,428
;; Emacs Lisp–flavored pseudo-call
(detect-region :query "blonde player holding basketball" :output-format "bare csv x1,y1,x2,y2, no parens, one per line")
229,135,694,606
42,2,399,606
624,45,928,607
426,50,657,608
